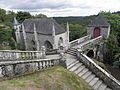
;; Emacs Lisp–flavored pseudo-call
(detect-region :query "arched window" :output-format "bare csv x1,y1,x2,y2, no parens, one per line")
58,37,63,46
31,40,35,45
58,37,63,50
44,41,53,50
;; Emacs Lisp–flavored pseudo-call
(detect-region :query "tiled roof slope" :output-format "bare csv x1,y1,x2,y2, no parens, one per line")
88,15,110,27
21,18,66,35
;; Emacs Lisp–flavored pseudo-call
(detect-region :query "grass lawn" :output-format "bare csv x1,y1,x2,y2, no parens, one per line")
0,66,92,90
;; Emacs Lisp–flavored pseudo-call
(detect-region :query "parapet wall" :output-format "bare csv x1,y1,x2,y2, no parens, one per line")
69,35,91,48
0,59,60,79
0,50,46,61
77,50,120,90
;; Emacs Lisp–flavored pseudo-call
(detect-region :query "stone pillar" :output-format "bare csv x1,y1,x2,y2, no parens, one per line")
41,46,46,59
59,52,67,68
15,25,21,45
22,23,28,51
67,22,69,43
34,23,40,51
65,22,70,50
52,23,56,49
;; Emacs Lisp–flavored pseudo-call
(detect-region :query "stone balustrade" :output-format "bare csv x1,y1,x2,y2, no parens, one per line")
0,50,45,61
79,36,103,51
77,50,120,90
69,35,91,48
0,58,60,78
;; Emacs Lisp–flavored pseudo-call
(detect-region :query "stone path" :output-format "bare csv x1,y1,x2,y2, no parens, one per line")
66,53,112,90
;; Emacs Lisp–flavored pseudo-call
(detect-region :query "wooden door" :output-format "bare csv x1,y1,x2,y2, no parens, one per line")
93,27,101,38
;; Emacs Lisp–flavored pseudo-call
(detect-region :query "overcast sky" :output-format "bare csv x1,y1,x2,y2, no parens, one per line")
0,0,120,17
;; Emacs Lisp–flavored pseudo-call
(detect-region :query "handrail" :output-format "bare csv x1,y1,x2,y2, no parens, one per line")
77,50,120,90
80,36,103,50
69,35,91,48
0,58,60,78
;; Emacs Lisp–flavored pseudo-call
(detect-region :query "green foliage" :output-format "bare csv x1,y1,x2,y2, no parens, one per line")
0,27,15,49
34,14,47,18
0,8,6,23
113,59,120,68
99,11,120,62
0,66,91,90
16,11,32,23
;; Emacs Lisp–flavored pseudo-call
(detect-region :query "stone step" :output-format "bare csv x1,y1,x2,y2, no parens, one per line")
69,63,82,72
67,61,79,69
81,71,92,79
66,52,76,56
74,65,85,74
85,74,95,83
67,48,77,51
72,63,83,72
89,77,99,87
105,87,112,90
93,80,102,90
78,68,89,77
98,83,107,90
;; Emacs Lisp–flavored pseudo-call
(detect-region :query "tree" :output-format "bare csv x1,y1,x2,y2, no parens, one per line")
16,11,32,23
0,8,6,23
34,14,47,18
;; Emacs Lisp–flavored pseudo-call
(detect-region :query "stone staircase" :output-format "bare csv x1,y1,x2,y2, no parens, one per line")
66,48,77,56
66,48,112,90
67,59,112,90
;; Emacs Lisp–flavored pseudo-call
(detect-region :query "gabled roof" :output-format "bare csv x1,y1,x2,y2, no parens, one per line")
88,15,110,27
21,18,66,35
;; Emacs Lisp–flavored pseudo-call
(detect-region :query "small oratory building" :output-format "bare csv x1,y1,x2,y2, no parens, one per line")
87,15,110,39
13,18,69,51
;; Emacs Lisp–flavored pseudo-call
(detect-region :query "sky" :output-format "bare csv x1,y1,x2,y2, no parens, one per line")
0,0,120,17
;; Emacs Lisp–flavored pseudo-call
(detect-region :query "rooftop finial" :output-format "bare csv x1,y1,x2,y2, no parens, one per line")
13,17,19,25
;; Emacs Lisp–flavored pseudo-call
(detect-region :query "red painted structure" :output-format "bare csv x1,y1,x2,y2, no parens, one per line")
93,27,101,38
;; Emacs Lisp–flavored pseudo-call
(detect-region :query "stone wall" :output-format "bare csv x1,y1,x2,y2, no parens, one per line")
0,59,60,79
69,35,91,48
87,26,110,39
79,36,103,51
77,50,120,90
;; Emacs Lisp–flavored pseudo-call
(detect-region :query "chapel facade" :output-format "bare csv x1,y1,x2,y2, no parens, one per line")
13,18,69,51
87,15,110,39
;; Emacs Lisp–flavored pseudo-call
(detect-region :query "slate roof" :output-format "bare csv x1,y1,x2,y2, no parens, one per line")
88,15,110,27
21,18,66,35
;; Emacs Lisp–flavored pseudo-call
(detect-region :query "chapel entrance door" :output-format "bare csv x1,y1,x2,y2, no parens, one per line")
93,27,101,38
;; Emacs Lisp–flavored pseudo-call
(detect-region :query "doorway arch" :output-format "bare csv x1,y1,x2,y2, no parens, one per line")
87,50,94,58
93,27,101,38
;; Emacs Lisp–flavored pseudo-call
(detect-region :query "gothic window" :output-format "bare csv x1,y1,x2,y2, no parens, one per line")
58,37,63,49
33,47,36,51
31,40,35,45
44,41,53,50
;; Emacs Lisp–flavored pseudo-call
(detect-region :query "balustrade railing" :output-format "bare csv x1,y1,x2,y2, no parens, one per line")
0,59,60,78
77,51,120,90
69,35,91,48
80,36,103,51
0,50,45,61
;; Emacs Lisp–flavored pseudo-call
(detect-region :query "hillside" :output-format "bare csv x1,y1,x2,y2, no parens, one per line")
0,66,92,90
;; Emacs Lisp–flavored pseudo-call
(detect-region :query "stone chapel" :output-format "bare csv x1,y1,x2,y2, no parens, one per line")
13,18,69,51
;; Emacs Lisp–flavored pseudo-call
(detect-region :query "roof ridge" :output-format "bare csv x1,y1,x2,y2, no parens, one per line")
88,15,110,26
